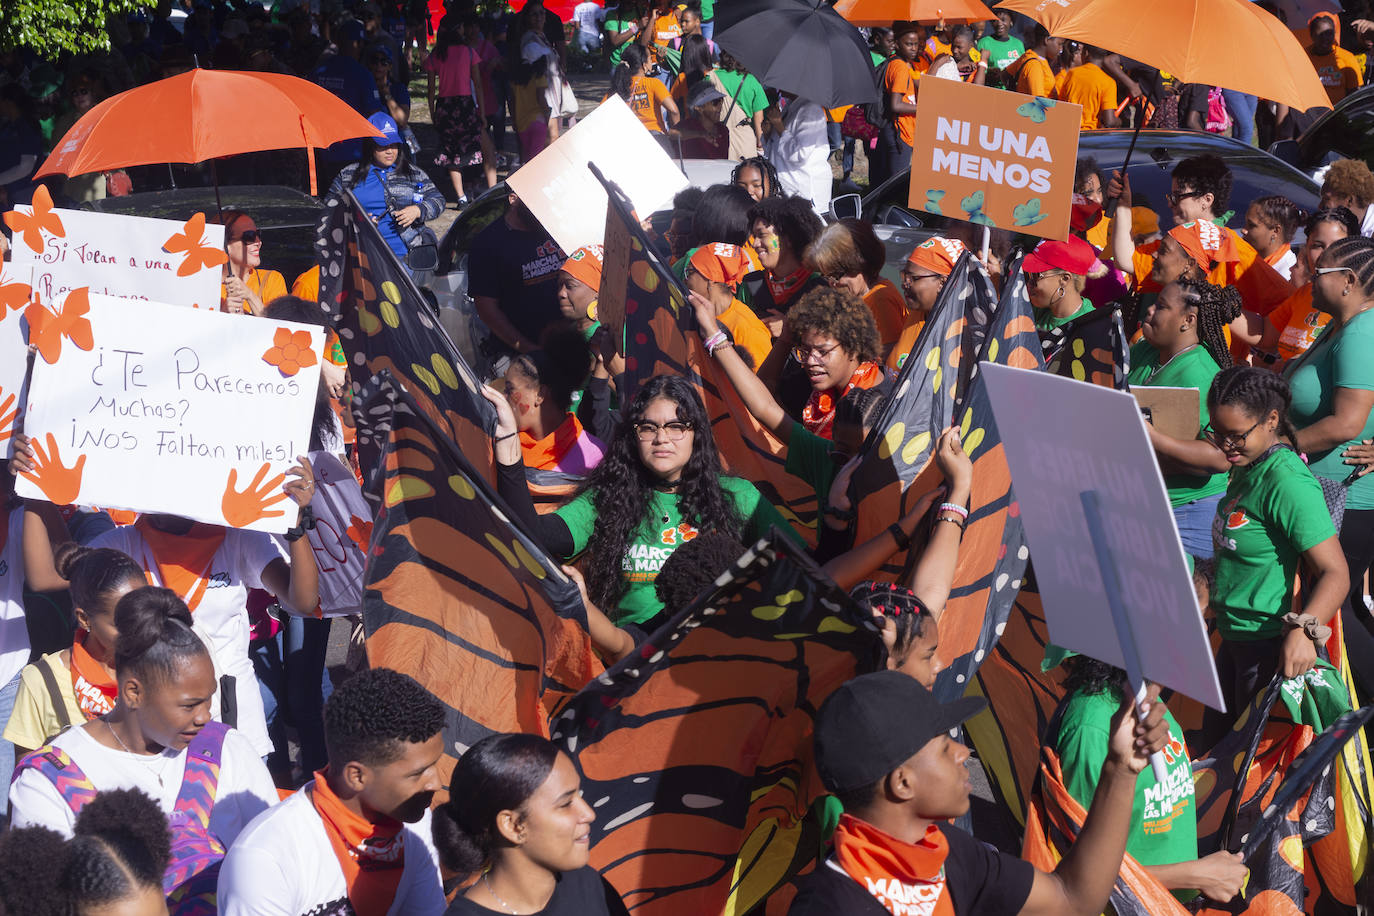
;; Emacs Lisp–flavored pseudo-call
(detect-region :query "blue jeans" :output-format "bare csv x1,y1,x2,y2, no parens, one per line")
825,120,856,178
700,19,713,41
1221,90,1258,146
0,670,22,816
252,616,331,778
1173,493,1223,560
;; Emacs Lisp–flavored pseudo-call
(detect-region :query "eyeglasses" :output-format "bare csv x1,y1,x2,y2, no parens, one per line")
901,270,940,284
633,420,693,441
1165,190,1207,206
1202,418,1262,450
1312,266,1354,278
231,230,261,245
792,342,841,363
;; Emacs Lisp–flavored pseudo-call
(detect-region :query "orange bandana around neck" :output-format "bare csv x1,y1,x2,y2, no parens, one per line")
70,630,117,720
310,769,406,916
133,517,228,612
832,814,954,916
520,414,586,472
802,361,885,439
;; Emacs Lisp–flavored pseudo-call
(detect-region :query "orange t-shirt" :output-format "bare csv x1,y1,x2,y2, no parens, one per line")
719,299,773,370
292,265,320,303
1267,284,1329,364
864,279,908,346
883,58,921,148
617,75,671,133
886,313,927,371
1309,46,1363,104
1058,62,1117,128
1011,51,1055,98
653,12,681,46
220,268,287,314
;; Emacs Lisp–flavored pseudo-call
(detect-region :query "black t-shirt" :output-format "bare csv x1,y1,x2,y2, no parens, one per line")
785,824,1035,916
445,867,630,916
468,215,566,346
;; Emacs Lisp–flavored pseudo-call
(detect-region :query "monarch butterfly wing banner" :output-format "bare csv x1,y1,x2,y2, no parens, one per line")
552,533,872,915
1042,305,1131,390
315,187,495,484
599,175,819,544
356,373,600,780
929,260,1044,702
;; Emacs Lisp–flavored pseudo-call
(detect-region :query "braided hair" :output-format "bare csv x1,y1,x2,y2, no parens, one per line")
732,156,781,199
1317,235,1374,295
1173,276,1242,369
1207,366,1299,445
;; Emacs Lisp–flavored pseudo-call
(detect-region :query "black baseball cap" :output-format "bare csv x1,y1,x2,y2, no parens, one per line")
814,671,987,794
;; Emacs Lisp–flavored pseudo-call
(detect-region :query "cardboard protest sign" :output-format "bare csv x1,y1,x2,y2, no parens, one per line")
909,78,1081,241
980,363,1224,710
16,292,323,533
5,185,226,308
0,264,32,455
508,94,689,255
1133,386,1201,441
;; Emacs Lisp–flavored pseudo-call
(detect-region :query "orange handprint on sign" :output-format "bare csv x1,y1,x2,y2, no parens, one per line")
26,288,95,365
163,213,229,277
0,389,18,443
2,185,65,255
222,463,291,528
20,433,86,506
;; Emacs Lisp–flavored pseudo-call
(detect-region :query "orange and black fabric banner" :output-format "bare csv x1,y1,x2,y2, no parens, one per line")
552,532,872,915
351,374,600,784
1040,305,1131,390
597,177,819,544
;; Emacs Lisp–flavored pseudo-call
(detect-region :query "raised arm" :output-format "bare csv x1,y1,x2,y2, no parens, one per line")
690,290,791,442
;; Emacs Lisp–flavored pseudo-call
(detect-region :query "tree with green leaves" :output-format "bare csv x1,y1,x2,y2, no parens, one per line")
0,0,144,57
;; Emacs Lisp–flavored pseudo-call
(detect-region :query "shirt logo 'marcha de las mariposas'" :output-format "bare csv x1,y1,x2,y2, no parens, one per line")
660,523,698,546
1225,509,1250,531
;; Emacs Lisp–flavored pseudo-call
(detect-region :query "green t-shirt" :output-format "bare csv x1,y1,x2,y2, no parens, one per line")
784,421,838,512
1127,341,1228,508
976,35,1025,71
1034,296,1094,332
1284,309,1374,509
715,69,769,117
699,0,714,20
605,18,636,67
554,475,798,624
1213,447,1335,640
870,50,889,68
1052,689,1197,882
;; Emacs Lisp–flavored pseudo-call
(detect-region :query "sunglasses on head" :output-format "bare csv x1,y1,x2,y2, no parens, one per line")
232,229,261,245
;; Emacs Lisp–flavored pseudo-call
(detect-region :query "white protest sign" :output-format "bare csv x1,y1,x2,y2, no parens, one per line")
508,94,690,254
5,186,226,308
16,292,323,534
981,363,1224,710
274,451,369,616
0,264,31,457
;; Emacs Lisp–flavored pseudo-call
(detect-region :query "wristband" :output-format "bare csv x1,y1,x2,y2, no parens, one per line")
496,432,518,442
887,521,912,552
1282,612,1331,642
938,502,968,520
702,329,728,351
284,505,316,542
825,504,855,521
935,515,965,531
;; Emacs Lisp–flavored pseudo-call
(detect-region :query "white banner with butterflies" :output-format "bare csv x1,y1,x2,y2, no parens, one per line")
4,186,226,309
15,291,323,533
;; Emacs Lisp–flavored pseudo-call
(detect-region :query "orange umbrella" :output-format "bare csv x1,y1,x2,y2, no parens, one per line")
834,0,995,25
995,0,1330,111
36,69,385,195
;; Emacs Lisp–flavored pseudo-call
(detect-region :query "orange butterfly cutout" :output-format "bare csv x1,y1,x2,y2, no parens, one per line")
26,288,95,365
163,212,228,277
0,278,32,321
2,185,65,255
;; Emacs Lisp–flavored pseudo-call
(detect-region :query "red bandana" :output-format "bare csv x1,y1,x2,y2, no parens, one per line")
766,264,813,308
832,814,954,916
70,630,117,720
802,361,885,439
310,769,406,916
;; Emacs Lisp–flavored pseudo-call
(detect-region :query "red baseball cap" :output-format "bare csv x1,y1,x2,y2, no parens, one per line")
1022,236,1097,276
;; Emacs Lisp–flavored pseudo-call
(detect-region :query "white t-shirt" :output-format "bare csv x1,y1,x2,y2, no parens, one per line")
0,508,30,690
764,98,832,213
90,525,288,755
217,783,446,916
272,452,367,617
8,721,278,840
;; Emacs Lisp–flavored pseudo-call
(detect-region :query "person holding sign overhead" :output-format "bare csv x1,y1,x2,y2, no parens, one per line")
213,210,287,315
1203,367,1347,736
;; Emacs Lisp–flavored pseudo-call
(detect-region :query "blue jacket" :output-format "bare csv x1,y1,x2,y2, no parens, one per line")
331,160,446,253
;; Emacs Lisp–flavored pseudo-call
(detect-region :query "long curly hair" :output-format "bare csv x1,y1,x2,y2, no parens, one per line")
580,375,743,610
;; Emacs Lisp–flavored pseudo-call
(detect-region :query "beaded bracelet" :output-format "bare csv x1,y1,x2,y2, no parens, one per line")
704,331,730,355
938,502,969,520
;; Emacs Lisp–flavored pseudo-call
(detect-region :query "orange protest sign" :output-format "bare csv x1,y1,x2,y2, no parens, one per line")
908,78,1081,241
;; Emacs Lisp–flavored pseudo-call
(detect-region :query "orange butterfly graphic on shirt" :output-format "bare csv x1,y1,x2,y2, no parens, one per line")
26,288,95,365
0,276,32,320
162,212,228,277
3,184,65,255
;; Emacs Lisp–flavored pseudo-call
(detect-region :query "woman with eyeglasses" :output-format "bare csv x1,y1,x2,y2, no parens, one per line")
1283,237,1374,673
486,374,794,633
1203,367,1346,737
1127,277,1239,560
212,210,287,315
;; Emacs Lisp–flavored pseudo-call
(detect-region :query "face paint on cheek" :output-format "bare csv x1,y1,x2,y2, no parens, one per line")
766,235,781,253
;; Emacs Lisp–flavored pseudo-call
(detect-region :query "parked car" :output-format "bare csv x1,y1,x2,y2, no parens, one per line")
834,129,1322,286
1269,84,1374,179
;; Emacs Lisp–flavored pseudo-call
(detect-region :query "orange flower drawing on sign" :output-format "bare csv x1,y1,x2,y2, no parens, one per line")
26,288,95,365
262,328,319,377
3,184,65,255
345,514,374,553
20,433,86,506
162,212,229,277
0,277,32,320
222,463,291,527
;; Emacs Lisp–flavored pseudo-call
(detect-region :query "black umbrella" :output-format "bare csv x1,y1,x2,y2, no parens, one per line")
715,0,879,108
